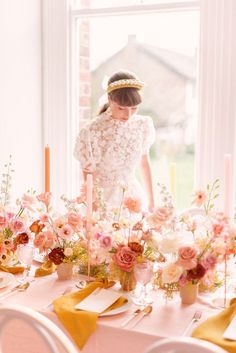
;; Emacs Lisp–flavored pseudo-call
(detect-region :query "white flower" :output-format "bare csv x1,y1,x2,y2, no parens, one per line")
158,231,184,254
162,263,183,284
64,247,73,257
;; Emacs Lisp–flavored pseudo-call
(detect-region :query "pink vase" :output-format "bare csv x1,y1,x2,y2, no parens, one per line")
56,263,73,280
179,282,199,304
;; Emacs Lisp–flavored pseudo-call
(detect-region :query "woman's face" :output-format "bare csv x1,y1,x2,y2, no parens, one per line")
109,99,139,121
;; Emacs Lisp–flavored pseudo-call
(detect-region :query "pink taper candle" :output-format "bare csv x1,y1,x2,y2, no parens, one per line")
224,154,233,219
86,174,93,221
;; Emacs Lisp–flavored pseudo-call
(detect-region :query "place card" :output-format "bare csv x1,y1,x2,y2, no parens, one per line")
223,314,236,340
75,287,122,314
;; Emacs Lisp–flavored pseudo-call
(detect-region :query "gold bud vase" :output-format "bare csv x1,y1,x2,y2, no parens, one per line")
119,271,136,292
179,282,199,304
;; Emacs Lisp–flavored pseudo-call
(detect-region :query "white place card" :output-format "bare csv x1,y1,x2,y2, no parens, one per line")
74,288,122,314
223,314,236,340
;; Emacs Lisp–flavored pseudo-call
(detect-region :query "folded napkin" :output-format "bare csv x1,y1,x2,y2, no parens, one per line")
35,260,56,277
53,281,127,350
192,298,236,353
0,265,25,274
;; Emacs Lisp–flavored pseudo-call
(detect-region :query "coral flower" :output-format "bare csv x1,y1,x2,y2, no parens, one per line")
192,190,207,207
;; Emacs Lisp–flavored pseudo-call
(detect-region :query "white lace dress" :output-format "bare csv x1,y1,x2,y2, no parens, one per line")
74,109,155,209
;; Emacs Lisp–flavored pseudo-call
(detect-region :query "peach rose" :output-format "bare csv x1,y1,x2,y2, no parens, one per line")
123,197,142,213
177,246,198,270
162,263,183,284
147,207,171,226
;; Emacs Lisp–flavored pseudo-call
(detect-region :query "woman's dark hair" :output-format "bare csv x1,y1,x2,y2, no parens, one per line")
98,70,142,114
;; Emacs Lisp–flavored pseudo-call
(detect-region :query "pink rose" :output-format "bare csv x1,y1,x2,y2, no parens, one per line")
11,219,25,233
113,246,137,272
177,246,198,270
99,235,112,249
200,254,217,270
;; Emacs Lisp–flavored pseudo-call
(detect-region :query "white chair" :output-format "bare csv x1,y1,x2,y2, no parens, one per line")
143,337,228,353
0,304,78,353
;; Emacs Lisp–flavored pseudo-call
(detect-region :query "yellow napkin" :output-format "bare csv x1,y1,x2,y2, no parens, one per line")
53,281,127,350
192,298,236,353
0,265,25,274
35,260,56,277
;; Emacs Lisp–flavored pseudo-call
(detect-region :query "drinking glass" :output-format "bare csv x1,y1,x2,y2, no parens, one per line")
133,261,154,306
17,244,35,283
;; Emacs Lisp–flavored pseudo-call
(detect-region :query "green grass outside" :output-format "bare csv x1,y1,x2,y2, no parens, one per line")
150,153,195,211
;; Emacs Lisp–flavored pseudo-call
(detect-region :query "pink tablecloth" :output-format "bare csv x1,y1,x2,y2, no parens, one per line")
0,270,220,353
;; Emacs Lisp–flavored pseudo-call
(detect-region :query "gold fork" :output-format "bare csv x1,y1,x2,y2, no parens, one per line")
182,310,202,336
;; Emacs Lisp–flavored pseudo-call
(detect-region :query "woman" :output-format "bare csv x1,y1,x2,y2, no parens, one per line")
74,70,155,212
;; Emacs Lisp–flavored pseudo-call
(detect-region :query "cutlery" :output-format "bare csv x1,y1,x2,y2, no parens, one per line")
128,305,153,329
120,308,142,327
182,309,202,336
0,282,30,300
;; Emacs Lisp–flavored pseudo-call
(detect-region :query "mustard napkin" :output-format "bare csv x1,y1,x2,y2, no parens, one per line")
0,265,25,274
35,260,56,277
53,281,127,350
192,298,236,353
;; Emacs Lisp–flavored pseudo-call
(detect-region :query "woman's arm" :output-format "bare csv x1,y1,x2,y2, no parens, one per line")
140,154,155,212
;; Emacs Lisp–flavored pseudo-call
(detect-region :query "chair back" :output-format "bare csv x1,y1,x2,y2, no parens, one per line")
143,337,228,353
0,304,78,353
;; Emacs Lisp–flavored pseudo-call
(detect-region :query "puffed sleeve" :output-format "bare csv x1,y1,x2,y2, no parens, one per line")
142,116,156,154
73,125,99,173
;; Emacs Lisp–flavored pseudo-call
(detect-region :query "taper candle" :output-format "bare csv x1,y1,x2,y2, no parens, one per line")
86,174,93,220
224,153,233,219
45,146,50,193
170,162,177,203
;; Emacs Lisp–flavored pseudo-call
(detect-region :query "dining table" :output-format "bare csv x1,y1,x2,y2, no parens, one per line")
0,263,230,353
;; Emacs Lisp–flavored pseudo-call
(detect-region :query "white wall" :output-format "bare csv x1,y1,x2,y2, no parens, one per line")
0,0,42,201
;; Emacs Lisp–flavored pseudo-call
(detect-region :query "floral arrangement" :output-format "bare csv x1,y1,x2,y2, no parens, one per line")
32,192,86,265
155,179,236,298
0,160,35,265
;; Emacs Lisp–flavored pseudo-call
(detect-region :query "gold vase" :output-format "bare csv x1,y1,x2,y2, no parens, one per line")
56,263,73,280
119,271,136,292
179,282,199,304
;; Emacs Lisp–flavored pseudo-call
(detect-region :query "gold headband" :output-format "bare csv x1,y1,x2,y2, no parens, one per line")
107,79,144,94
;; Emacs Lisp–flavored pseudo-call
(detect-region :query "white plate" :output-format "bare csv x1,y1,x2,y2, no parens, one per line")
0,272,15,289
99,298,132,317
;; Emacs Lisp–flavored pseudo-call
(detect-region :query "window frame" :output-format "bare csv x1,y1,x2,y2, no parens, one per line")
42,0,236,214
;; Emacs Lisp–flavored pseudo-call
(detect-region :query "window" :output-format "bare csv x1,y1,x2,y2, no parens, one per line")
72,1,200,209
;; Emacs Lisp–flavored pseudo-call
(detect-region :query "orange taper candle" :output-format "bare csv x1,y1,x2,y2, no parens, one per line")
45,146,50,193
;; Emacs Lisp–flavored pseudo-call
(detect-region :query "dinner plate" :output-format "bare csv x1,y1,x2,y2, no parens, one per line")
99,298,132,317
0,272,15,289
